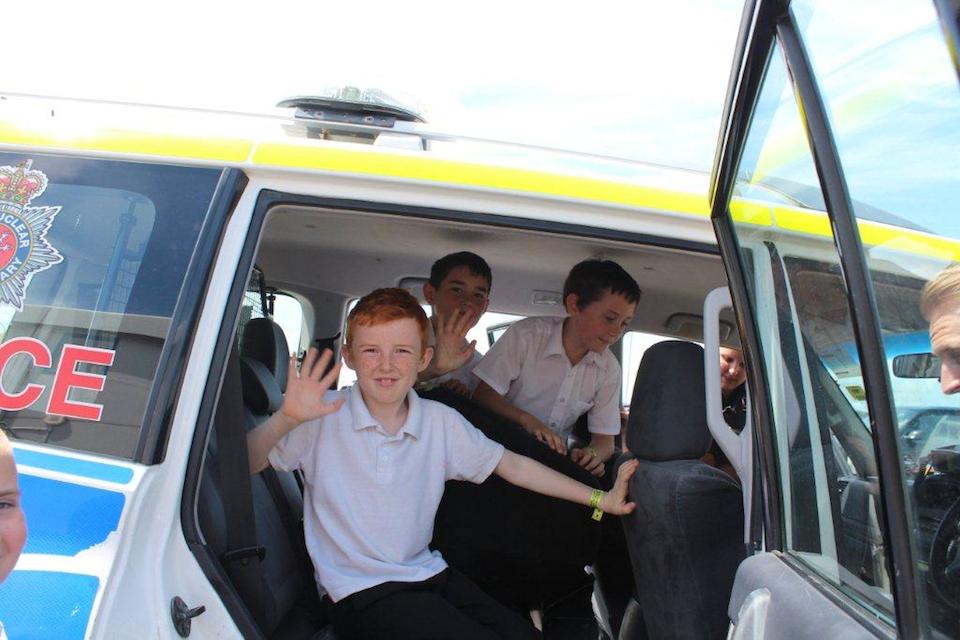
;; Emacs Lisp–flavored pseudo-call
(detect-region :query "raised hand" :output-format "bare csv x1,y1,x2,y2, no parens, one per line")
278,348,345,426
430,307,478,377
601,459,639,515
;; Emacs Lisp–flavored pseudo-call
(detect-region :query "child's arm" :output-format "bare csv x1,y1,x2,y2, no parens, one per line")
473,381,567,455
494,450,638,514
247,348,344,474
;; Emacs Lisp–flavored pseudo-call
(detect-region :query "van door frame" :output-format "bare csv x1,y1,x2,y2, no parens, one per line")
708,0,941,637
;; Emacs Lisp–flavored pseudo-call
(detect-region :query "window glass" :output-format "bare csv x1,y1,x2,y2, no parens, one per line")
0,152,221,459
621,331,676,406
237,290,304,358
729,41,894,620
797,1,960,632
273,294,305,356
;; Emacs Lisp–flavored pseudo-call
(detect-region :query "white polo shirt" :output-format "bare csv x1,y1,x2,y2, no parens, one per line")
473,316,621,440
268,384,504,602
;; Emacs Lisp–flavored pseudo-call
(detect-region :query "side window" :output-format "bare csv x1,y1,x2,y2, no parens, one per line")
0,152,222,459
238,289,305,357
620,331,675,407
792,0,960,634
729,38,895,622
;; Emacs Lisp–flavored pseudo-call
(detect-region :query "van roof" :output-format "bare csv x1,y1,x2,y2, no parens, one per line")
1,93,957,261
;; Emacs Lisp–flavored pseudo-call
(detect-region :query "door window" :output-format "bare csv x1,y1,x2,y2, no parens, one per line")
795,0,960,633
727,0,960,633
0,152,222,459
729,39,894,621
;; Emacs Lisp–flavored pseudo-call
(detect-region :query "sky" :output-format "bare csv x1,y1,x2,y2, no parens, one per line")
3,0,744,171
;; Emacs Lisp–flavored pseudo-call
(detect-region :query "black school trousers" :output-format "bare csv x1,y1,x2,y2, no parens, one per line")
324,567,541,640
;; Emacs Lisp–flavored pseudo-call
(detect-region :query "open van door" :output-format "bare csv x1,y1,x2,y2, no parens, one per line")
711,0,960,638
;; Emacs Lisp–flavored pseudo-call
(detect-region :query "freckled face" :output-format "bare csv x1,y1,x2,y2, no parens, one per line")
719,347,747,395
567,290,636,354
929,304,960,395
0,444,26,583
343,318,433,411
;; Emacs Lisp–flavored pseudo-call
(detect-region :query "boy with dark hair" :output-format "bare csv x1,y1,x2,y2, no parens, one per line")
246,288,638,640
418,251,493,396
473,259,641,476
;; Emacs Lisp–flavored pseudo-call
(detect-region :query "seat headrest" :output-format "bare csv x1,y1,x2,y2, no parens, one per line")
239,357,284,416
625,340,712,461
240,317,290,392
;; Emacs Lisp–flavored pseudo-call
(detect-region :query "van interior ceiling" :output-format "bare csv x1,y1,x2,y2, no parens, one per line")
254,205,735,343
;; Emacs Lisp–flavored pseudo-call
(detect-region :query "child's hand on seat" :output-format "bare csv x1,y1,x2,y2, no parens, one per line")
431,308,478,376
278,347,344,426
601,459,639,515
571,447,606,477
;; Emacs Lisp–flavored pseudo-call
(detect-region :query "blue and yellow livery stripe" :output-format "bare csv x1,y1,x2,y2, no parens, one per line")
0,572,98,639
2,121,960,260
13,447,134,484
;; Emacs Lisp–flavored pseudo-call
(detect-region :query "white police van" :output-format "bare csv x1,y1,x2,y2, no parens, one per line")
0,0,958,638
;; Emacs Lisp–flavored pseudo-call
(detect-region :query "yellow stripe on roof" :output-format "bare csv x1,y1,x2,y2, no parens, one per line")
253,142,711,215
0,122,251,162
766,203,960,260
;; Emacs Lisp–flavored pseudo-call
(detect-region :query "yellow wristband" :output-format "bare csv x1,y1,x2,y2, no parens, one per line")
589,489,604,508
590,489,605,521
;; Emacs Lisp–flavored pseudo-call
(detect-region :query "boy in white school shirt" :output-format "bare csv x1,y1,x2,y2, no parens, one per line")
473,259,641,477
246,288,638,640
417,251,492,396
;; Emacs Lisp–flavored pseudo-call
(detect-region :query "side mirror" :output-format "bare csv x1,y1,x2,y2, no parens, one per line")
892,353,941,379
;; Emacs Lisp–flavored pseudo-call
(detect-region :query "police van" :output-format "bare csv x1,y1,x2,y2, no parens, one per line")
0,0,958,638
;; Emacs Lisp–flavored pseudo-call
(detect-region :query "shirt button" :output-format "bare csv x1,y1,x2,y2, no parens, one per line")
559,397,565,403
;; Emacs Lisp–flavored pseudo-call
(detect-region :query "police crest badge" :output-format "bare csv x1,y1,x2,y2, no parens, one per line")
0,160,63,310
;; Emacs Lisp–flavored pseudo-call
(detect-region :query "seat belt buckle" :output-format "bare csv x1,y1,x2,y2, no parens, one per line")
222,545,266,564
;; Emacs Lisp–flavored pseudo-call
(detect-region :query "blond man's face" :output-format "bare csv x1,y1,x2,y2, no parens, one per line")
929,303,960,395
0,442,26,583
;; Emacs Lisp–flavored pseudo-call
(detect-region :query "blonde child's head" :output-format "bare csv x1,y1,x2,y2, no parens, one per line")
0,431,26,583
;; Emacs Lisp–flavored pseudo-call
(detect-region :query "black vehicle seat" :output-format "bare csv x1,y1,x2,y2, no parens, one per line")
427,387,603,626
618,341,744,640
197,317,329,639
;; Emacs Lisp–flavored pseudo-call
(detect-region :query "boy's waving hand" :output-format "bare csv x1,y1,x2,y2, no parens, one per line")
279,347,345,426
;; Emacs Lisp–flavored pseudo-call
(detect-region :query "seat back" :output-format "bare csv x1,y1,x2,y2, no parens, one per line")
197,318,326,638
619,341,744,640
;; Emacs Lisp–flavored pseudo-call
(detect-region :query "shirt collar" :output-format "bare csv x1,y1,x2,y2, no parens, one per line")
545,317,606,369
348,384,423,439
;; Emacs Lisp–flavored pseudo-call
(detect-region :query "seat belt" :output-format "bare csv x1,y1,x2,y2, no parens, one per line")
215,351,268,627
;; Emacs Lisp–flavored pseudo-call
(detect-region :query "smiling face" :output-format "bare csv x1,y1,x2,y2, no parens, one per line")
929,302,960,395
565,289,635,359
719,347,747,395
423,265,490,330
0,436,26,583
343,318,433,413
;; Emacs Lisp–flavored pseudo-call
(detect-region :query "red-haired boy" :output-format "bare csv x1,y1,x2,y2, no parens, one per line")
247,288,638,640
